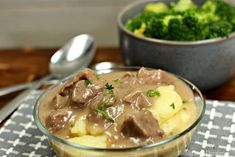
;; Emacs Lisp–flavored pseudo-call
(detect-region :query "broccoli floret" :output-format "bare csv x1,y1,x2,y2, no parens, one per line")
194,11,219,24
183,13,198,29
171,0,197,12
213,0,235,19
163,15,183,26
145,18,166,38
125,14,145,32
208,21,233,38
166,18,185,40
167,17,197,41
213,0,235,29
133,23,146,36
202,0,216,13
201,0,235,30
202,0,235,27
126,12,166,38
144,2,169,14
125,19,142,32
197,25,210,40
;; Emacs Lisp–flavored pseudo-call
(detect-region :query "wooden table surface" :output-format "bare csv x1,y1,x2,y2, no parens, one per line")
0,47,234,125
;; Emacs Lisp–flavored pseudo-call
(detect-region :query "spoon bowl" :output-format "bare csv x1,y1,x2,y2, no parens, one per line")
50,34,96,76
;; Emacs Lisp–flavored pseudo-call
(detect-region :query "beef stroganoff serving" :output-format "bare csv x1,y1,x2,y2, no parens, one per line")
38,68,198,149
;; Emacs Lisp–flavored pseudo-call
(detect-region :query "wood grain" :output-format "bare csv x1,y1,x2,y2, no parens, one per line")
0,47,234,126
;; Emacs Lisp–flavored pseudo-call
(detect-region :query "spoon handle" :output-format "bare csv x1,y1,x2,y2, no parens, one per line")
0,82,36,97
0,75,54,124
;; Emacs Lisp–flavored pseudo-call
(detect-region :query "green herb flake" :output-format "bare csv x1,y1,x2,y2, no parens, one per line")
170,103,175,109
96,108,114,122
183,107,187,110
105,82,114,90
147,90,160,97
113,79,121,84
96,98,114,122
182,100,188,104
105,82,115,96
84,79,92,86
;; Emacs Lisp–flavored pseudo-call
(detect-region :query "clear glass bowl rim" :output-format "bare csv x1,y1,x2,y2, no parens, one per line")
33,66,206,152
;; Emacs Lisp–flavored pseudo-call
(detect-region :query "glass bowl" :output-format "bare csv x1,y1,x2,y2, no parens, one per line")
33,67,205,157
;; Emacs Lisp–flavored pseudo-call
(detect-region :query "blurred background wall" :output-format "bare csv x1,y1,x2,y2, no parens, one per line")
0,0,139,49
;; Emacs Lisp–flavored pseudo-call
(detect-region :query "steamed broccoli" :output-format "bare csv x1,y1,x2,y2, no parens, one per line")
125,0,235,41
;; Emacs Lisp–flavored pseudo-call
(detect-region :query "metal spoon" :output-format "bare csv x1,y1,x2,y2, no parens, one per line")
0,34,96,97
0,34,96,123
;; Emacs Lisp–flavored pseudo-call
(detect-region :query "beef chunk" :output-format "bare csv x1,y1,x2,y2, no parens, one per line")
87,95,105,125
106,95,117,107
121,72,137,85
46,109,72,132
59,69,98,96
53,94,69,109
71,80,104,108
73,68,97,82
121,110,164,138
88,93,104,110
124,90,151,109
86,110,106,135
106,104,124,120
87,111,105,125
137,67,163,84
68,68,98,86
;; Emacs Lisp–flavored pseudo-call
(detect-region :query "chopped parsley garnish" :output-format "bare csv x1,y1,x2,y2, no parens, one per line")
96,83,116,122
96,99,114,122
105,82,114,96
113,79,121,84
147,90,160,97
170,103,175,109
105,82,114,90
84,79,92,86
182,100,188,104
96,108,114,122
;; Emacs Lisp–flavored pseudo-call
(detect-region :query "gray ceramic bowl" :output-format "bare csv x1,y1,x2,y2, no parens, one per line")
118,0,235,90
